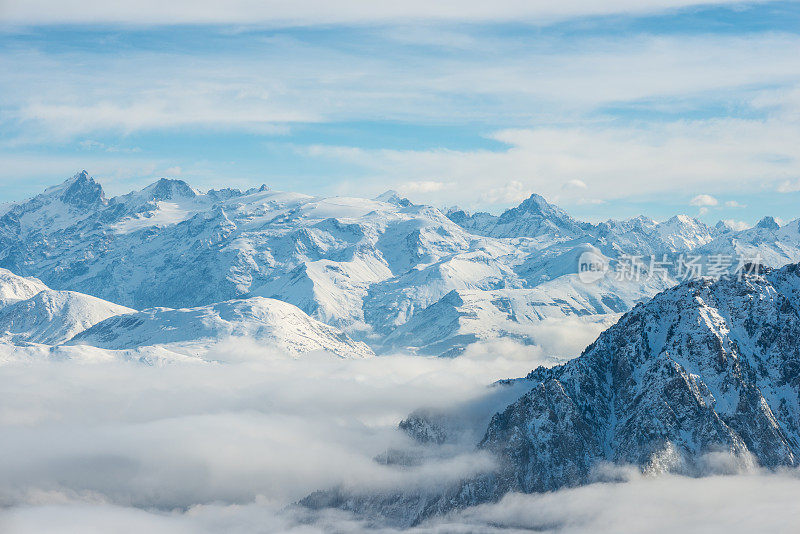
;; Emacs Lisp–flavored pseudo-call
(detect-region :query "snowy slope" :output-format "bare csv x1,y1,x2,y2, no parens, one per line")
67,297,374,359
0,173,483,337
696,217,800,266
380,270,668,356
448,193,586,244
0,268,48,307
0,289,134,345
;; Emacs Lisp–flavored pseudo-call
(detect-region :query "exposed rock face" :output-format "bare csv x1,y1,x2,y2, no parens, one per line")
307,264,800,526
60,170,107,208
480,267,800,487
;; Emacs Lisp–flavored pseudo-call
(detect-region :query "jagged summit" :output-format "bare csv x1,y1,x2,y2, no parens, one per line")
509,193,558,213
498,193,571,222
716,219,733,232
61,170,107,208
39,170,107,209
756,215,781,230
451,192,584,240
143,178,198,201
665,214,695,224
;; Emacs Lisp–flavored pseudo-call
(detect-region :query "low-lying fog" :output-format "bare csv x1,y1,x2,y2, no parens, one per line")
1,326,798,533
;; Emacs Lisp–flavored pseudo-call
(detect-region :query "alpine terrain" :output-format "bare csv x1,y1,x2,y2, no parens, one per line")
2,171,800,357
305,263,800,526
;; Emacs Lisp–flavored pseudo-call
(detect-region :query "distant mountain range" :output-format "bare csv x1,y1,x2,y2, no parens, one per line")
2,171,799,356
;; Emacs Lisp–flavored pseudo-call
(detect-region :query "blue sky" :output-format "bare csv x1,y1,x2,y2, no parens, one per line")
0,1,799,225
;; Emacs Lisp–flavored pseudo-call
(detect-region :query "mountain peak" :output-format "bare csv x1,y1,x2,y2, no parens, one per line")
374,190,411,207
59,170,106,208
144,178,197,201
516,193,552,213
334,264,800,525
492,193,583,239
502,194,569,220
756,216,780,230
666,214,697,225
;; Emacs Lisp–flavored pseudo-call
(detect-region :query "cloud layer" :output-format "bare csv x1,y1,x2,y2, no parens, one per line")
1,23,798,214
0,339,566,513
1,339,799,533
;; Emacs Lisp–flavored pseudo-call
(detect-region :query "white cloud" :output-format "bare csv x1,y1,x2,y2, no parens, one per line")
721,219,751,231
3,468,800,533
576,198,606,205
0,323,608,524
0,338,574,515
18,98,308,138
690,194,719,207
724,200,746,208
0,0,771,26
564,179,588,190
0,335,797,533
307,118,800,208
480,180,533,205
2,32,800,141
444,471,800,534
399,180,455,193
0,7,798,213
777,179,800,193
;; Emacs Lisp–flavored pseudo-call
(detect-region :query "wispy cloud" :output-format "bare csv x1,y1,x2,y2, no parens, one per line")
690,194,718,207
2,32,799,140
0,6,798,219
0,0,776,26
777,179,800,193
305,118,800,208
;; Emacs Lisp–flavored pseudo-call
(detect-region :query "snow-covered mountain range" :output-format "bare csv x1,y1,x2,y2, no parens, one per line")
307,262,800,526
0,267,372,359
3,171,800,527
2,171,799,357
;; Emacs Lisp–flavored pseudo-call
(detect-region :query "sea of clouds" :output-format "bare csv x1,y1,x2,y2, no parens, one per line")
0,327,798,533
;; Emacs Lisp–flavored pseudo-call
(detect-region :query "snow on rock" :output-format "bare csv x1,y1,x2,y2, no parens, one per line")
2,171,799,356
450,193,585,243
697,217,800,267
314,263,800,526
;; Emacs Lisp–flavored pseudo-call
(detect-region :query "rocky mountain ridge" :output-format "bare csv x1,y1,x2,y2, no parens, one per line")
307,263,800,525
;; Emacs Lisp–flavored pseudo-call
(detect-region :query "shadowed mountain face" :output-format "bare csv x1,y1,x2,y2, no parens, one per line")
305,264,800,526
